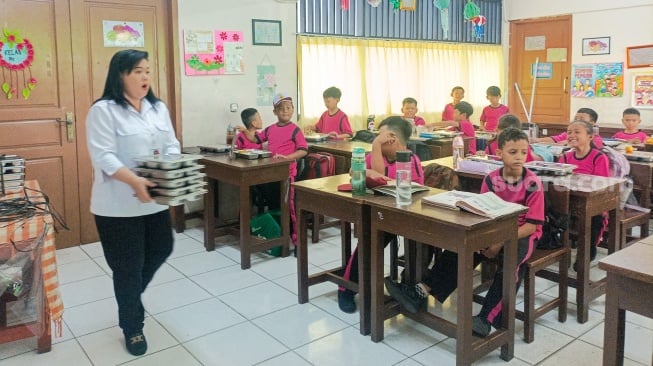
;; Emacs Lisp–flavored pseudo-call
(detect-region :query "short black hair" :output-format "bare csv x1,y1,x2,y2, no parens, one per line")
623,107,640,116
569,120,594,135
323,86,342,99
497,127,529,149
451,86,465,94
454,101,473,118
96,49,159,108
486,86,501,97
378,116,412,145
497,114,521,130
402,97,418,106
240,108,258,128
576,107,598,123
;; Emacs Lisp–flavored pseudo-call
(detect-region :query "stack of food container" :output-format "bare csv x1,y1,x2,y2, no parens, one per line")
0,155,25,195
132,154,206,206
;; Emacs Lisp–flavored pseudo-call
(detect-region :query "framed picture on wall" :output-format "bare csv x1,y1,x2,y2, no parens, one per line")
626,44,653,68
581,37,610,56
252,19,282,46
632,73,653,109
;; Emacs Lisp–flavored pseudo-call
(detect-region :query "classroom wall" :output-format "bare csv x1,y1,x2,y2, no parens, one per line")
177,0,298,147
505,0,653,128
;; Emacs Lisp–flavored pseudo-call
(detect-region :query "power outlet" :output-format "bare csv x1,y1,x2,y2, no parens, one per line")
229,103,238,112
542,128,548,136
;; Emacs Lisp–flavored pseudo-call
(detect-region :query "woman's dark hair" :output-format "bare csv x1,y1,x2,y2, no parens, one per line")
95,49,159,108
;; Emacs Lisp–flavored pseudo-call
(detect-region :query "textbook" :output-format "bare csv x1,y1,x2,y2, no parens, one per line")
372,183,430,197
421,190,526,219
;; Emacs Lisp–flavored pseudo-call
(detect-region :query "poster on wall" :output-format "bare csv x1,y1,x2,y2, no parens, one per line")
571,62,623,98
103,21,144,47
632,74,653,108
183,30,244,76
571,64,596,98
257,64,276,106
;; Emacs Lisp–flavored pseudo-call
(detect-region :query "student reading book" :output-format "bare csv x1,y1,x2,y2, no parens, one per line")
421,190,525,219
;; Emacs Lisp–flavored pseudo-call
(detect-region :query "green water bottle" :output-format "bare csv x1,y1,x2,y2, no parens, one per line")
351,147,366,196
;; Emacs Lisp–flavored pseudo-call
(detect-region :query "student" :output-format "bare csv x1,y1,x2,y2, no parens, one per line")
486,114,538,162
238,93,308,244
338,116,424,313
305,86,353,139
86,49,180,356
401,97,426,127
559,120,609,266
532,108,604,148
432,101,476,153
385,128,544,337
441,86,465,121
236,108,263,149
613,107,647,144
480,86,509,132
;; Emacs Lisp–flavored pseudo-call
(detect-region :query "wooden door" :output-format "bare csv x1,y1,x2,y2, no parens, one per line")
0,1,79,247
70,0,181,244
508,16,572,123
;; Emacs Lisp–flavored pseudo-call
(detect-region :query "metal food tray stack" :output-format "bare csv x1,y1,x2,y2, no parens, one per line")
131,154,207,206
0,155,26,195
524,161,576,176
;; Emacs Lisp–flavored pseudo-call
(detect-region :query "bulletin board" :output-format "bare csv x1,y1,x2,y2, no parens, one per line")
627,44,653,69
183,29,244,76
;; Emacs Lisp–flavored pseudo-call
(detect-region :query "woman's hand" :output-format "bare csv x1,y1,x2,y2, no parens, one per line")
132,176,157,203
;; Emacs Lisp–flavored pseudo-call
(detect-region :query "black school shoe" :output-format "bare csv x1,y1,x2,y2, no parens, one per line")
384,277,427,313
338,290,356,313
124,331,147,356
472,316,491,338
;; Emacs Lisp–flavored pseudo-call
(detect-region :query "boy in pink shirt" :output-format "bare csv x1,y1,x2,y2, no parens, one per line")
236,108,263,149
306,86,353,139
401,97,426,128
441,86,464,121
486,114,537,162
613,107,647,143
480,86,509,132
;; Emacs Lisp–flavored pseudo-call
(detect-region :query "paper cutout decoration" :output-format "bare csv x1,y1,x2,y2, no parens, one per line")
463,1,485,38
390,0,400,11
341,0,350,10
367,0,382,6
434,0,450,39
470,15,486,38
184,30,244,75
0,28,36,99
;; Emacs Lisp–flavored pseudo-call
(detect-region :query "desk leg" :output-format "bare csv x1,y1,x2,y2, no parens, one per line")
603,274,625,366
358,207,371,336
281,178,290,257
297,207,309,304
576,207,591,323
239,184,251,269
500,235,517,362
457,246,475,365
204,178,217,251
370,225,385,342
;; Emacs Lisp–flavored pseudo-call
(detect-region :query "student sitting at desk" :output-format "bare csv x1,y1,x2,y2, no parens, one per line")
613,107,648,144
236,108,263,149
559,120,609,267
432,101,477,154
532,107,604,148
401,97,427,128
305,86,353,139
486,114,538,162
385,128,544,338
338,116,424,313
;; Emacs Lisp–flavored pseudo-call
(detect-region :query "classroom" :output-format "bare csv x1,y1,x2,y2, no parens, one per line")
0,0,652,365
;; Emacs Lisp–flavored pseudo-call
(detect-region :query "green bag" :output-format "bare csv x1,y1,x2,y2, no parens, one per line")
250,210,282,256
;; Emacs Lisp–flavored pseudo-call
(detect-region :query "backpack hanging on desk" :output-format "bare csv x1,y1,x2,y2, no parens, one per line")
537,194,569,250
406,140,432,161
352,130,376,143
299,152,335,180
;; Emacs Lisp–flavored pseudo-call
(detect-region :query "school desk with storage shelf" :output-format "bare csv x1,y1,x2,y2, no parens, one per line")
199,153,292,269
307,140,372,175
0,180,63,353
367,191,523,365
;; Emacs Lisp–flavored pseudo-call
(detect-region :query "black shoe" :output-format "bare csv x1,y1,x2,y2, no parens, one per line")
472,316,491,338
338,291,356,313
125,331,147,356
384,277,427,314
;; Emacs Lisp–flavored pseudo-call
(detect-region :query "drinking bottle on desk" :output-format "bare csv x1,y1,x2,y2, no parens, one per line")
351,147,367,196
395,151,412,205
367,115,375,132
452,134,464,170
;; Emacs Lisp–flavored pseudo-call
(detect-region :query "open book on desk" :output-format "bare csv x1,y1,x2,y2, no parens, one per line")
372,183,430,197
421,190,526,219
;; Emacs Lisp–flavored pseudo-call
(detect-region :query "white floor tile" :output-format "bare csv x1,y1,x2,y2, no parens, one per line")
412,338,530,366
249,255,300,280
58,275,115,308
56,258,105,285
184,322,287,366
123,345,201,366
0,339,92,366
79,241,104,258
537,339,640,366
54,246,90,265
255,351,312,366
381,315,448,357
142,278,212,315
168,236,206,259
63,297,119,337
148,263,184,287
190,264,267,296
580,320,653,365
167,250,236,276
218,281,297,319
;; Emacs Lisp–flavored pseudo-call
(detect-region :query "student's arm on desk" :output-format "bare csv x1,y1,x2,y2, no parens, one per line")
274,149,307,160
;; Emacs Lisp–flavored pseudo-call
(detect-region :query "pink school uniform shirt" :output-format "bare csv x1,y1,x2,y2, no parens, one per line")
486,140,535,162
315,109,353,136
404,115,426,127
559,148,609,177
456,119,476,154
441,103,455,121
480,104,509,132
365,152,424,185
235,131,263,150
255,121,308,178
552,132,604,149
613,130,648,143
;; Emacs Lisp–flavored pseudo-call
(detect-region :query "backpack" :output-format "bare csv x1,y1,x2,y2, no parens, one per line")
537,193,570,250
423,163,460,190
352,130,376,143
300,152,335,180
601,146,630,178
406,140,432,161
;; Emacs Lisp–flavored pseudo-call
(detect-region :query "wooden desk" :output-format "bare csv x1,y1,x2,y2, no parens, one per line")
368,193,522,365
0,180,63,353
599,242,653,366
293,174,371,335
201,154,292,269
308,140,372,174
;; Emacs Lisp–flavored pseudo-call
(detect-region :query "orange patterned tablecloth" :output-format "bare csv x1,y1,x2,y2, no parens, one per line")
0,180,63,336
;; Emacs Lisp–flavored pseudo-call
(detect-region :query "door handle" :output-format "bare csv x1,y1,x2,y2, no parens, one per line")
563,76,568,94
57,112,75,142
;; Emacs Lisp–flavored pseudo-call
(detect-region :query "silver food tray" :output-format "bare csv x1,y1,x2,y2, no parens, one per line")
624,151,653,162
1,165,25,174
133,154,204,170
524,161,576,175
1,179,25,189
151,182,207,197
148,173,206,188
235,149,272,159
153,189,207,206
305,133,328,142
0,172,24,181
133,165,204,179
0,155,25,167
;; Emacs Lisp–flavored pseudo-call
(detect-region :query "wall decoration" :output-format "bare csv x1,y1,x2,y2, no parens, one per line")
433,0,450,39
581,37,610,56
389,0,400,11
571,62,623,98
0,28,36,99
341,0,350,10
367,0,382,6
531,62,553,79
184,30,244,76
463,0,484,38
252,19,282,46
571,64,596,98
102,21,144,48
546,48,567,62
626,44,653,68
257,63,277,106
631,73,653,108
524,35,545,51
400,0,416,11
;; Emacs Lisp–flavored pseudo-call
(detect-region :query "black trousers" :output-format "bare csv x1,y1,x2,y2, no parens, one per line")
94,210,174,335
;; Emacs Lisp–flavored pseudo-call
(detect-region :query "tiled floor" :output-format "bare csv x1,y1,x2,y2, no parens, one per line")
2,222,652,365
